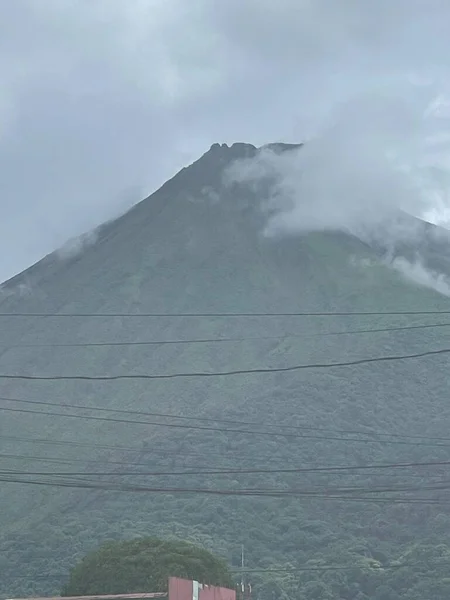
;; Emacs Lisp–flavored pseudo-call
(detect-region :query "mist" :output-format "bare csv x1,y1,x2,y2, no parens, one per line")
224,80,450,296
3,1,450,283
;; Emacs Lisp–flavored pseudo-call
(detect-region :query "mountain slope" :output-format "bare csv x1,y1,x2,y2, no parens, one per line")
2,143,450,599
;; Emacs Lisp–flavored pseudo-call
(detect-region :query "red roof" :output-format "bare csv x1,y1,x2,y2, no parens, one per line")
6,594,167,600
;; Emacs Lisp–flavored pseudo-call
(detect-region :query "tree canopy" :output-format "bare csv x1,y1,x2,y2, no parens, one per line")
62,537,234,596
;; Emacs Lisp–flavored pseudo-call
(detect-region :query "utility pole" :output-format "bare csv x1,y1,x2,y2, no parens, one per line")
239,545,252,600
241,544,245,596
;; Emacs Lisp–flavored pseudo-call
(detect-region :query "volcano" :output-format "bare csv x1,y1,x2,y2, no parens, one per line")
2,142,450,600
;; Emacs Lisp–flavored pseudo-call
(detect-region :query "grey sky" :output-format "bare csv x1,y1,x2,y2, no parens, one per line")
1,0,450,282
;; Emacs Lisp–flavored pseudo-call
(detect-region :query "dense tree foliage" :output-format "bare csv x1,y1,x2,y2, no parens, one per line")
62,537,234,595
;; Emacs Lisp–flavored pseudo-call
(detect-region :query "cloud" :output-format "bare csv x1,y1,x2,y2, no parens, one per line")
391,257,450,297
227,81,450,237
0,0,231,282
224,81,450,295
2,0,450,282
56,230,99,261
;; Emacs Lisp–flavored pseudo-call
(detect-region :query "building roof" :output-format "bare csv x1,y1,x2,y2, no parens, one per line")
6,594,167,600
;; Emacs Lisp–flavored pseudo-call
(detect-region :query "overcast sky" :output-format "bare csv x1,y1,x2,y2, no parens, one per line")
1,0,450,282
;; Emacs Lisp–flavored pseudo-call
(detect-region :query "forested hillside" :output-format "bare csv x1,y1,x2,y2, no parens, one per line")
2,143,450,599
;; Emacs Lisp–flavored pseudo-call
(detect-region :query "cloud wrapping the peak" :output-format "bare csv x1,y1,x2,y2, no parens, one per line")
2,0,450,281
227,83,450,243
224,78,450,296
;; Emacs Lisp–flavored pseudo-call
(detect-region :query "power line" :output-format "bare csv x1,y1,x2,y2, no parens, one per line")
1,474,450,505
12,562,444,578
3,434,449,474
0,564,429,583
4,404,450,447
4,457,450,477
0,433,150,453
0,433,293,466
3,394,450,443
0,452,236,471
2,447,449,480
3,320,450,348
4,474,450,505
0,451,150,468
0,461,439,481
0,434,277,462
1,347,450,382
2,310,450,317
232,563,437,573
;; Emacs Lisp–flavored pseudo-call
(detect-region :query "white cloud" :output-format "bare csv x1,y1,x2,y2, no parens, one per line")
56,230,99,260
2,0,450,282
227,82,450,239
391,257,450,297
224,81,450,296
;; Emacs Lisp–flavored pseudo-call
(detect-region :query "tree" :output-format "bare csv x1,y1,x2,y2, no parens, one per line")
62,537,234,595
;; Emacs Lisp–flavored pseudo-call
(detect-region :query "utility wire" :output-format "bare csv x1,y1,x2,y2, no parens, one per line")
2,474,450,504
0,433,306,466
6,470,450,500
4,404,450,447
0,452,445,480
0,452,248,471
0,433,152,453
0,451,160,468
4,457,450,477
3,394,450,443
5,563,438,583
13,562,445,577
3,320,450,348
4,434,450,473
0,434,283,462
231,564,432,573
1,347,450,381
2,310,450,317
